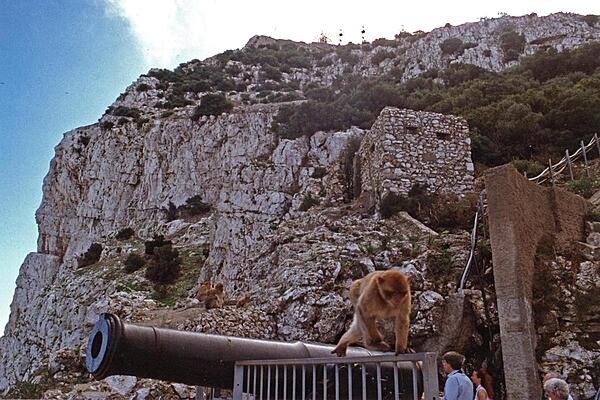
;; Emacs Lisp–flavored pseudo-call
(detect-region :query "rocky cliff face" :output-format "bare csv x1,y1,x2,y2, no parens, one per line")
1,11,599,400
0,98,481,398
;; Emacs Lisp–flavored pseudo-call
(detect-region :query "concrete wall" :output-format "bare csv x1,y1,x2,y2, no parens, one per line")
484,165,589,400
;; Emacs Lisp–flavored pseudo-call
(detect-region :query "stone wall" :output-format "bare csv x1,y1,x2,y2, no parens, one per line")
359,107,474,206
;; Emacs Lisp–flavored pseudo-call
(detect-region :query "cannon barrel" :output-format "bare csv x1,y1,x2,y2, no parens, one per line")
86,313,420,391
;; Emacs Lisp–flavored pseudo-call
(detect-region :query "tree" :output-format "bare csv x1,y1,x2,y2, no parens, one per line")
191,94,233,121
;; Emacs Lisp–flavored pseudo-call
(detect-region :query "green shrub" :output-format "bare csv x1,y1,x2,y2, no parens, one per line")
78,243,103,268
159,93,193,109
305,87,334,102
136,83,152,92
100,121,114,130
7,381,45,399
271,101,371,139
440,38,464,55
372,38,398,47
379,186,474,230
111,106,141,119
145,244,181,284
585,210,600,222
148,68,179,82
439,63,489,86
261,65,282,81
115,227,135,240
380,192,414,219
510,159,545,178
582,15,599,27
124,253,146,273
379,183,433,218
499,30,526,62
336,47,359,64
191,93,233,121
225,63,243,75
164,202,178,222
566,177,599,198
183,195,211,216
145,235,171,255
429,193,478,230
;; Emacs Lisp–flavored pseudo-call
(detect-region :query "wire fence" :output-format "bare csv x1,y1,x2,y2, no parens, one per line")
528,133,600,185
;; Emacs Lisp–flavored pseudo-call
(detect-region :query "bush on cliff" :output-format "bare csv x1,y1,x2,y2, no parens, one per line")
124,253,146,273
145,243,181,284
144,235,171,255
191,93,233,121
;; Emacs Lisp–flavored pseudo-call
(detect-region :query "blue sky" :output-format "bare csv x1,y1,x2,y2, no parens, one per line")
1,0,598,333
0,0,150,332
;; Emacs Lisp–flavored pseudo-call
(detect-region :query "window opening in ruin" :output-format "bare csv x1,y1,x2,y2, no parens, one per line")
435,131,450,140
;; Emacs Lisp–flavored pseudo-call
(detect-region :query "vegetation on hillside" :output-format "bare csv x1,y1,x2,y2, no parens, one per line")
272,42,600,167
141,37,600,170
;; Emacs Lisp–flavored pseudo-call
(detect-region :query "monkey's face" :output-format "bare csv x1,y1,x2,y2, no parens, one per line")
377,272,409,307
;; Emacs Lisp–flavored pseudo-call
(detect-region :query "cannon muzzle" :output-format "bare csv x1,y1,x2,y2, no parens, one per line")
86,313,421,391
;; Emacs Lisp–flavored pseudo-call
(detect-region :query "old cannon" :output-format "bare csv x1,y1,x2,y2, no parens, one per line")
86,313,435,398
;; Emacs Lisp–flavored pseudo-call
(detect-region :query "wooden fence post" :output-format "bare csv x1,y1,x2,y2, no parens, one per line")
566,149,574,181
581,140,590,177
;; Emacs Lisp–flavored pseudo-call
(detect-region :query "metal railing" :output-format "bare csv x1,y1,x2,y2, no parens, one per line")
232,352,439,400
458,191,486,292
528,133,600,184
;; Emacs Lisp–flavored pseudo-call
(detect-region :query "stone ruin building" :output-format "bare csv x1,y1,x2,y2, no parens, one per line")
359,107,475,207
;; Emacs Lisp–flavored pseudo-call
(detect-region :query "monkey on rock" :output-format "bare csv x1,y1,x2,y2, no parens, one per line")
332,269,411,357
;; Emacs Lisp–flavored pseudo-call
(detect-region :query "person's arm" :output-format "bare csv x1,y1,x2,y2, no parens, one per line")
444,375,459,400
476,388,487,400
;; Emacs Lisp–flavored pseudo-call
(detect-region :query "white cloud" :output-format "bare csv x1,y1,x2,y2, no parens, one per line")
103,0,599,69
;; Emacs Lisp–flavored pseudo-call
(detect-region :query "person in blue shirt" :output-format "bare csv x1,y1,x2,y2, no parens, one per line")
440,351,473,400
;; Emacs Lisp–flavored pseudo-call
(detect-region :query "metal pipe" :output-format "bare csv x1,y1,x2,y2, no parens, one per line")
86,313,422,390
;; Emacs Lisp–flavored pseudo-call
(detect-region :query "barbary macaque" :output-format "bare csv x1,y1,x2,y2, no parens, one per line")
195,281,212,300
196,281,225,309
332,269,411,357
204,283,225,309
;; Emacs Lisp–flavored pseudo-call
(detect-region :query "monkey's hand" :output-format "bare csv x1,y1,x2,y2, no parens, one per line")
331,345,347,357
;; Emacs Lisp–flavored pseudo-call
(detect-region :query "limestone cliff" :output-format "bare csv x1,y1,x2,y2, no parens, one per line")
1,11,599,400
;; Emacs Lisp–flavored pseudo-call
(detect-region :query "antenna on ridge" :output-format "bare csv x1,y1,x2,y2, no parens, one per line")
338,29,343,45
318,31,330,43
361,25,366,43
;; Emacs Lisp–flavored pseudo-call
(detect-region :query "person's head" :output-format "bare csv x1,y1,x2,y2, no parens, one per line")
472,368,495,398
471,369,483,386
441,351,465,373
543,377,569,400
